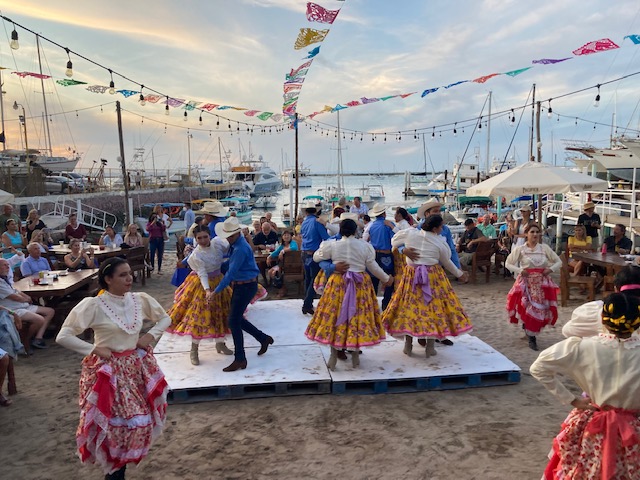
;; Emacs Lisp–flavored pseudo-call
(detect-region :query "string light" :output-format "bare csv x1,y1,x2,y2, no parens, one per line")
165,96,170,115
453,122,457,136
65,48,73,77
139,85,146,106
547,99,553,118
10,23,19,50
594,85,601,107
108,69,115,95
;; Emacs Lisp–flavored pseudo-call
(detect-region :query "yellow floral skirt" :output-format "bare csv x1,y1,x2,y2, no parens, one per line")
166,272,232,340
313,269,328,295
305,272,386,349
382,264,472,339
392,248,406,287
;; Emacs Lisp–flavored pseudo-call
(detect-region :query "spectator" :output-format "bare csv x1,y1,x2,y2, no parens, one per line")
64,238,95,271
603,223,632,254
512,205,535,247
2,219,25,267
20,243,51,277
98,225,124,248
251,219,262,235
567,224,594,276
183,202,195,235
577,201,601,239
65,213,87,242
0,204,20,235
253,222,278,251
264,212,278,230
123,224,143,248
477,214,497,238
146,213,166,274
25,209,46,242
135,170,142,188
457,218,486,267
350,196,369,217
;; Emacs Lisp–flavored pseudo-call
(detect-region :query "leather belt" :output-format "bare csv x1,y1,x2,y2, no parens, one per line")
302,250,316,254
375,249,392,254
231,277,258,286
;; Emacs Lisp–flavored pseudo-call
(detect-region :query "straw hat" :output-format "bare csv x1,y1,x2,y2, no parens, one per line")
369,203,387,217
340,212,359,222
417,198,442,220
519,204,532,212
214,216,242,239
304,200,321,210
583,201,596,211
199,201,228,217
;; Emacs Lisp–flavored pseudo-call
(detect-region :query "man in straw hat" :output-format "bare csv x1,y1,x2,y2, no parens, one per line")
366,203,396,310
577,201,601,240
300,200,329,315
214,217,274,372
198,201,229,239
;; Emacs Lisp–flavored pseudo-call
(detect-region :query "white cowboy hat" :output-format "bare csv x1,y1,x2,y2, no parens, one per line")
199,201,229,217
369,203,387,217
417,198,442,220
339,212,359,222
519,204,532,212
304,199,322,210
214,216,242,239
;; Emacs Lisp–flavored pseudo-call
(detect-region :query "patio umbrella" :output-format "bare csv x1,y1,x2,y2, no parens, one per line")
0,189,14,204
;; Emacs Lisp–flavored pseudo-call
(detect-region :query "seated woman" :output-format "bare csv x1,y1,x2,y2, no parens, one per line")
99,226,124,248
25,209,47,243
2,219,25,266
64,238,95,271
567,224,594,277
266,230,298,297
123,223,143,248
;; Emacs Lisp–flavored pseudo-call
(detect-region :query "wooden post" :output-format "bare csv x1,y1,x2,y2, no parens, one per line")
294,113,299,223
116,101,131,227
536,100,543,225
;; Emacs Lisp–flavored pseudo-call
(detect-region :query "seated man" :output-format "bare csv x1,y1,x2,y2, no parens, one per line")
0,259,54,351
252,222,278,251
20,242,51,277
603,223,632,254
456,218,486,267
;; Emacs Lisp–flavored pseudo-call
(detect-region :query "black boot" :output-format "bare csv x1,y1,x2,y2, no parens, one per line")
105,466,126,480
527,335,538,351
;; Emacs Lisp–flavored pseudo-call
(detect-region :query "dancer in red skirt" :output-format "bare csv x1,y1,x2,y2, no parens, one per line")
505,223,561,351
531,293,640,479
57,258,170,479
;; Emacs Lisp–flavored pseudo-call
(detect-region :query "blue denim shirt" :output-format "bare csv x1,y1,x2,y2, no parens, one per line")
368,217,394,250
301,215,329,251
215,236,259,293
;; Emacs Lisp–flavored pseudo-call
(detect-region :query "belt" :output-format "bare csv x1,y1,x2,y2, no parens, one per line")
375,249,392,254
231,277,258,286
302,250,316,254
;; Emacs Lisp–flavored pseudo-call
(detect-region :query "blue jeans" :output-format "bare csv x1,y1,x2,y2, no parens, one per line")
370,252,394,311
302,251,321,309
228,282,268,362
148,237,164,271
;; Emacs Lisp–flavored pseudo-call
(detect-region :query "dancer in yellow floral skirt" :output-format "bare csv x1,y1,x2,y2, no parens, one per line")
167,225,233,365
305,219,393,369
383,214,471,357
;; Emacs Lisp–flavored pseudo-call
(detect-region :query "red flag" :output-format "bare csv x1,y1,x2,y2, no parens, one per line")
572,38,619,56
306,2,340,24
472,73,500,84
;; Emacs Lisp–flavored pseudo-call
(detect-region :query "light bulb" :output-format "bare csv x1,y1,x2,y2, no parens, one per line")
199,115,203,126
108,80,115,95
165,105,170,116
10,29,19,50
594,94,600,108
183,111,188,122
65,60,73,78
139,95,146,106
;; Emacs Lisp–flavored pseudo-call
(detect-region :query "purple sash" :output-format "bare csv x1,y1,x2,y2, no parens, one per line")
411,265,433,305
336,271,364,326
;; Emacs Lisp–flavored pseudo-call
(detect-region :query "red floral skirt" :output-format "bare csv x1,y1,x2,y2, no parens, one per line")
544,406,640,480
506,269,558,334
76,347,167,475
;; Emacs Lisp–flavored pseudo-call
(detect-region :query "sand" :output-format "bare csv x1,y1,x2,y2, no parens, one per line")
0,268,587,480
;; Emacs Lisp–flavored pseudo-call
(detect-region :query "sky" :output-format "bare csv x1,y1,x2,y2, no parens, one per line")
0,0,639,177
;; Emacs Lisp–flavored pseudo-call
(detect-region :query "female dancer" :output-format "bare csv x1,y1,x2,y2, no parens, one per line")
56,258,169,479
383,214,471,357
305,218,393,369
146,212,166,275
505,223,561,351
166,225,233,365
531,293,640,479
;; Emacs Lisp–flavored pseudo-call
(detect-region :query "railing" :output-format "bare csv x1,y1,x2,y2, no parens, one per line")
29,197,117,231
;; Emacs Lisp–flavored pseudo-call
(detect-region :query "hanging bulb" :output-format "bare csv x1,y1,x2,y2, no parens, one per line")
184,111,188,122
453,123,457,137
216,117,220,129
547,100,553,118
594,85,601,107
139,85,146,106
199,114,203,126
478,116,482,129
65,60,73,78
109,80,115,95
10,27,19,50
165,104,170,116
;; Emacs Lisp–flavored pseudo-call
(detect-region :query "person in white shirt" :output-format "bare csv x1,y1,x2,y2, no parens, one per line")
305,219,393,370
349,196,369,217
56,257,170,479
530,293,640,479
166,225,233,365
383,214,471,357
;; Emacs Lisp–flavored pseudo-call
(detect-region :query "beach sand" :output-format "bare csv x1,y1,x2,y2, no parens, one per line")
1,269,587,480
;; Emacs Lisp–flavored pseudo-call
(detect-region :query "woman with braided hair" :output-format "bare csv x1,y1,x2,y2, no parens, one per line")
530,293,640,479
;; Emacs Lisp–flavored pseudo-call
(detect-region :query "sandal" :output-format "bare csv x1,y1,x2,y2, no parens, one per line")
0,394,12,407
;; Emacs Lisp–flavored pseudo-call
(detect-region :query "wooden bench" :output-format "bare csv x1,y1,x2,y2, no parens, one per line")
127,246,148,286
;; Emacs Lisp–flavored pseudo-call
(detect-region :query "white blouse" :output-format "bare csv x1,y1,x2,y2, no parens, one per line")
530,334,640,409
187,237,229,290
505,243,562,276
56,292,171,356
314,236,389,283
392,219,411,233
392,229,464,278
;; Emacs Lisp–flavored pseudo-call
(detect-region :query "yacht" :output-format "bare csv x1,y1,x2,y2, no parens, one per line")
227,154,283,197
281,165,312,188
0,149,80,174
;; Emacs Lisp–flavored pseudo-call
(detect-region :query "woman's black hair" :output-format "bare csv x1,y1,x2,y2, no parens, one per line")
98,257,129,290
614,266,640,296
422,214,443,232
396,207,410,221
602,292,640,336
193,225,210,236
148,212,157,222
339,219,358,237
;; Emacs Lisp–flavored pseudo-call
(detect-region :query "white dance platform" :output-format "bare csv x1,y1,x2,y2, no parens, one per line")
154,300,520,402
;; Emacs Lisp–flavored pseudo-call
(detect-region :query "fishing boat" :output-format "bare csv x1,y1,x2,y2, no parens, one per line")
281,165,312,188
219,196,253,224
252,195,278,209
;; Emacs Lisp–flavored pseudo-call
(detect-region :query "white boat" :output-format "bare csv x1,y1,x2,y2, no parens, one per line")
219,196,253,224
367,183,385,200
0,149,80,174
281,166,312,188
227,154,283,197
253,195,278,209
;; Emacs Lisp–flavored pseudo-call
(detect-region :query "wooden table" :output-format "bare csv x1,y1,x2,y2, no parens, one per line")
49,244,124,264
571,252,631,272
254,251,271,285
14,269,99,300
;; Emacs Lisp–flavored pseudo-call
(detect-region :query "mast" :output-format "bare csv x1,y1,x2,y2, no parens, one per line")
485,90,491,175
294,113,299,220
0,70,5,150
529,84,536,162
217,137,224,183
336,110,343,193
36,35,54,158
116,101,131,226
422,133,428,176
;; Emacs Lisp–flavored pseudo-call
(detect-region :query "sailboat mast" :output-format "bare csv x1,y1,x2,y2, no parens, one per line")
485,91,491,175
336,110,343,193
422,134,428,176
529,84,536,162
217,137,223,183
0,70,5,151
36,35,54,158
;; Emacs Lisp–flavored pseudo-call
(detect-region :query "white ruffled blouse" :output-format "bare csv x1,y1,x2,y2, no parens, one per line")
187,237,229,290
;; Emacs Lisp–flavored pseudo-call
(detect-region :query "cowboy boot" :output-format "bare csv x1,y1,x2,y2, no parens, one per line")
425,339,437,357
351,350,360,368
327,347,338,371
190,343,200,365
403,336,413,356
527,335,538,351
215,342,233,355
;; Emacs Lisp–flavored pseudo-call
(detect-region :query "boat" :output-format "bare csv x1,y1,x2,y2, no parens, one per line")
252,195,278,209
281,195,326,225
0,149,80,174
367,183,385,200
227,154,283,197
218,196,253,224
281,165,312,188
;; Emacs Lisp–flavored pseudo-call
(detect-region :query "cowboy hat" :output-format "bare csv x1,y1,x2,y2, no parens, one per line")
417,198,442,220
583,201,596,211
330,211,359,224
304,200,321,210
369,203,387,217
199,201,229,217
214,216,242,239
519,205,532,212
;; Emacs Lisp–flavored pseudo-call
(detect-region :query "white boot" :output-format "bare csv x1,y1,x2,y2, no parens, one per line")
403,336,413,356
190,343,200,365
425,339,437,357
215,342,233,355
327,347,338,371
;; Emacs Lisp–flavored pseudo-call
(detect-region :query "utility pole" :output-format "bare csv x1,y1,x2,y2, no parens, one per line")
116,101,131,226
294,113,299,220
0,70,5,151
187,131,192,187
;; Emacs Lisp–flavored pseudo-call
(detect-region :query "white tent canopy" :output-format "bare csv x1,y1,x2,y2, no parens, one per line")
466,161,608,197
0,189,15,205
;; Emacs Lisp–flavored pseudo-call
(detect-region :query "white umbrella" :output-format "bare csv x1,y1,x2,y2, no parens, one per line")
0,189,15,205
466,161,608,196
